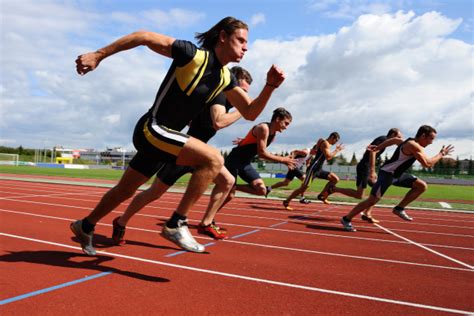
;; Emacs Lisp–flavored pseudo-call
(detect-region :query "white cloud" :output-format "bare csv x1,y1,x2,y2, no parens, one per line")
234,11,473,159
309,0,394,19
1,3,473,162
250,13,266,27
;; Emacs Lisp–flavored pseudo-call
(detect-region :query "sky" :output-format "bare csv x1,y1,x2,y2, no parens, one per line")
1,0,473,161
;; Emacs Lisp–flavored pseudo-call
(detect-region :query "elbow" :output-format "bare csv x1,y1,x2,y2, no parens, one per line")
213,122,224,130
242,113,257,121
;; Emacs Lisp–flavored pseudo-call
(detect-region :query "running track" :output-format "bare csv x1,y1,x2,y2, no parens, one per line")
1,177,473,315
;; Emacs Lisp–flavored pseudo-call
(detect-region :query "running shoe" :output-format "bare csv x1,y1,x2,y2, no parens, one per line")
265,186,272,198
161,220,205,253
70,220,96,256
198,223,228,240
283,200,293,211
340,217,356,232
112,217,126,245
317,194,331,205
392,208,413,221
361,213,380,224
299,197,311,204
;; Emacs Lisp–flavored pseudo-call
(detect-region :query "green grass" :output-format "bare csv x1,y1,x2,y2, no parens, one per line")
1,165,472,210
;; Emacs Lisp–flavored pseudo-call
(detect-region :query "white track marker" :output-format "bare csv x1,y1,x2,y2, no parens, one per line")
0,232,473,315
439,202,452,209
375,223,473,270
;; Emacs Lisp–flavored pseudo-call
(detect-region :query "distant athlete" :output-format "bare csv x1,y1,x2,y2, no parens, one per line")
283,132,344,210
341,125,454,232
325,128,403,223
266,147,315,204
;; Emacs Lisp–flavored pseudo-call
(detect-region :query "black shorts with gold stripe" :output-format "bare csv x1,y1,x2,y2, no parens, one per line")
129,113,190,178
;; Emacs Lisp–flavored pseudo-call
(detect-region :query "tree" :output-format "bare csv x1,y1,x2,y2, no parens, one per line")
350,152,358,166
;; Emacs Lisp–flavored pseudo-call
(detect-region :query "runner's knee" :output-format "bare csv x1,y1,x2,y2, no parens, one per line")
414,180,427,192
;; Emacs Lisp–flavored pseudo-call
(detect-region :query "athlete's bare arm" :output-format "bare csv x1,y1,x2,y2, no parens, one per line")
255,124,296,169
225,65,285,121
407,141,454,168
210,104,242,130
368,137,404,153
322,140,344,161
76,31,175,75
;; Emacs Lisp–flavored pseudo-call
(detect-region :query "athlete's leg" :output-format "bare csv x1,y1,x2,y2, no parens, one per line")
270,178,291,190
86,167,150,225
333,186,364,199
320,172,339,195
396,178,427,209
345,194,380,220
200,166,235,226
118,177,170,227
173,137,224,217
236,178,266,195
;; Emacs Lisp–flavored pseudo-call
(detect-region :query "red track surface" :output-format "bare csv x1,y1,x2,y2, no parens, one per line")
1,178,473,315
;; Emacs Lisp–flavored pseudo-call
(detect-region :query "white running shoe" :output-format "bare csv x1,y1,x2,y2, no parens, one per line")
393,208,413,221
161,220,205,253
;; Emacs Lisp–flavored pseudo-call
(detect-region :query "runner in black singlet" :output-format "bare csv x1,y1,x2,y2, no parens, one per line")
327,128,402,222
341,125,454,232
283,132,344,210
71,17,285,255
110,67,252,244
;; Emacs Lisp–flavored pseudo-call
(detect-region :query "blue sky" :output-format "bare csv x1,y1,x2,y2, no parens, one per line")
1,0,473,160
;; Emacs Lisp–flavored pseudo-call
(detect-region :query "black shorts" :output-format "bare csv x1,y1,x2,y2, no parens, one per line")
371,170,418,199
356,164,369,189
303,168,330,187
129,114,190,178
285,168,304,181
224,159,261,185
156,162,193,186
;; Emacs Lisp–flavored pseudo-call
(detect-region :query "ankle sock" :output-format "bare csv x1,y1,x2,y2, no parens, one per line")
166,212,187,228
81,218,95,234
394,206,404,212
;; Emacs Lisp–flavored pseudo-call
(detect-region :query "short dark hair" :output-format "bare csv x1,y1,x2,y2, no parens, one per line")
329,132,340,141
415,125,437,138
230,66,253,84
387,128,400,137
271,107,292,122
195,17,248,50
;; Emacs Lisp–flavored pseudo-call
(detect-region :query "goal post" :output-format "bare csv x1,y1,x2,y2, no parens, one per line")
0,153,19,166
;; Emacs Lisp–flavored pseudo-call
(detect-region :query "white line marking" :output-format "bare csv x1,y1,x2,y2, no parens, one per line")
375,223,474,270
2,197,473,238
1,232,472,315
439,202,452,209
1,209,472,272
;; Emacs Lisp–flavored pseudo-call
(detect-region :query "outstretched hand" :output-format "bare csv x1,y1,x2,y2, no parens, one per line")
232,137,243,145
76,52,102,75
284,156,297,170
440,144,455,157
266,65,285,88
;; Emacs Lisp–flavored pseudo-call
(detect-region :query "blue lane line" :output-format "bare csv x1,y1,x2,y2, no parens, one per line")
230,229,261,239
0,272,112,305
165,242,216,257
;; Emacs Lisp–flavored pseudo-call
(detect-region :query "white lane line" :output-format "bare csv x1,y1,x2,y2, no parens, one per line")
439,202,452,209
1,209,472,272
375,223,474,270
2,197,473,238
1,232,472,315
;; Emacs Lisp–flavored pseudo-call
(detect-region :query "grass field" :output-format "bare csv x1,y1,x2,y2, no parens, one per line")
1,165,472,211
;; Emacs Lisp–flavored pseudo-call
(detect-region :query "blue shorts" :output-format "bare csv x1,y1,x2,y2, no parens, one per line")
224,159,260,185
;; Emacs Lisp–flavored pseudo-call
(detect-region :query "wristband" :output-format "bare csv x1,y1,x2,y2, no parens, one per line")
266,82,278,88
